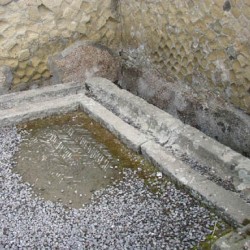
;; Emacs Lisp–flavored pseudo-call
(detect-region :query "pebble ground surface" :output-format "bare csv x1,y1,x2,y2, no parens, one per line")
0,126,228,249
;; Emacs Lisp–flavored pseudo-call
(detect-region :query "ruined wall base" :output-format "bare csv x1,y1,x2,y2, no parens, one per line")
119,63,250,157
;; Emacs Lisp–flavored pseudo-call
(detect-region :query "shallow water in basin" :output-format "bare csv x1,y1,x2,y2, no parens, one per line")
14,112,141,208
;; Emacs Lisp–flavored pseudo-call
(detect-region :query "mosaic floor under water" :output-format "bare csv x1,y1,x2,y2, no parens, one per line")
15,112,125,208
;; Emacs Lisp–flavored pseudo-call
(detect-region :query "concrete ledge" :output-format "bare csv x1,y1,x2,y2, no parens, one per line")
141,141,250,227
85,77,250,193
79,96,151,153
0,81,84,110
86,77,185,145
0,95,80,126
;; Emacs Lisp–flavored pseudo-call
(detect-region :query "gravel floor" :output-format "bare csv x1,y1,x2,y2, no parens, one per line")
0,126,227,249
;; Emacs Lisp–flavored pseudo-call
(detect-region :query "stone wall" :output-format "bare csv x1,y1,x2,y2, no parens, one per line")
119,0,250,156
0,0,120,91
120,0,250,114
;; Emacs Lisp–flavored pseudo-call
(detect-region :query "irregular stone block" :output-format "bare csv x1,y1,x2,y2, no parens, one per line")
0,66,13,95
41,0,63,10
48,41,120,84
0,0,12,5
19,49,30,61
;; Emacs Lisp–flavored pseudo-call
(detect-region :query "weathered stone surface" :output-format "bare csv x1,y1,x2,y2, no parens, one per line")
0,0,12,5
48,41,121,84
0,81,85,110
0,66,13,95
0,0,249,118
19,49,30,61
212,225,250,250
0,94,80,126
41,0,63,10
79,96,151,153
141,140,250,227
0,0,249,119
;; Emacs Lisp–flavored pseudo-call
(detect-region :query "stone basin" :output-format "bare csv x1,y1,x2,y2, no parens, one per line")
15,112,122,208
0,80,249,249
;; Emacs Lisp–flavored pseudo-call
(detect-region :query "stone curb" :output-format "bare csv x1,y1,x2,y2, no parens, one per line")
86,77,185,145
85,77,250,193
79,96,151,153
0,81,84,110
141,141,250,227
0,95,80,126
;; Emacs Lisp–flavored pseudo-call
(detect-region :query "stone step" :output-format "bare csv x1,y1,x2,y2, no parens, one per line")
0,93,81,126
0,81,84,110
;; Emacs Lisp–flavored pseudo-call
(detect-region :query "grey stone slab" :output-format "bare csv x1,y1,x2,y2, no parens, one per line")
0,65,13,95
0,95,80,126
176,125,250,192
79,96,151,152
141,140,250,227
0,81,84,110
86,77,185,144
212,225,250,250
120,64,250,160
